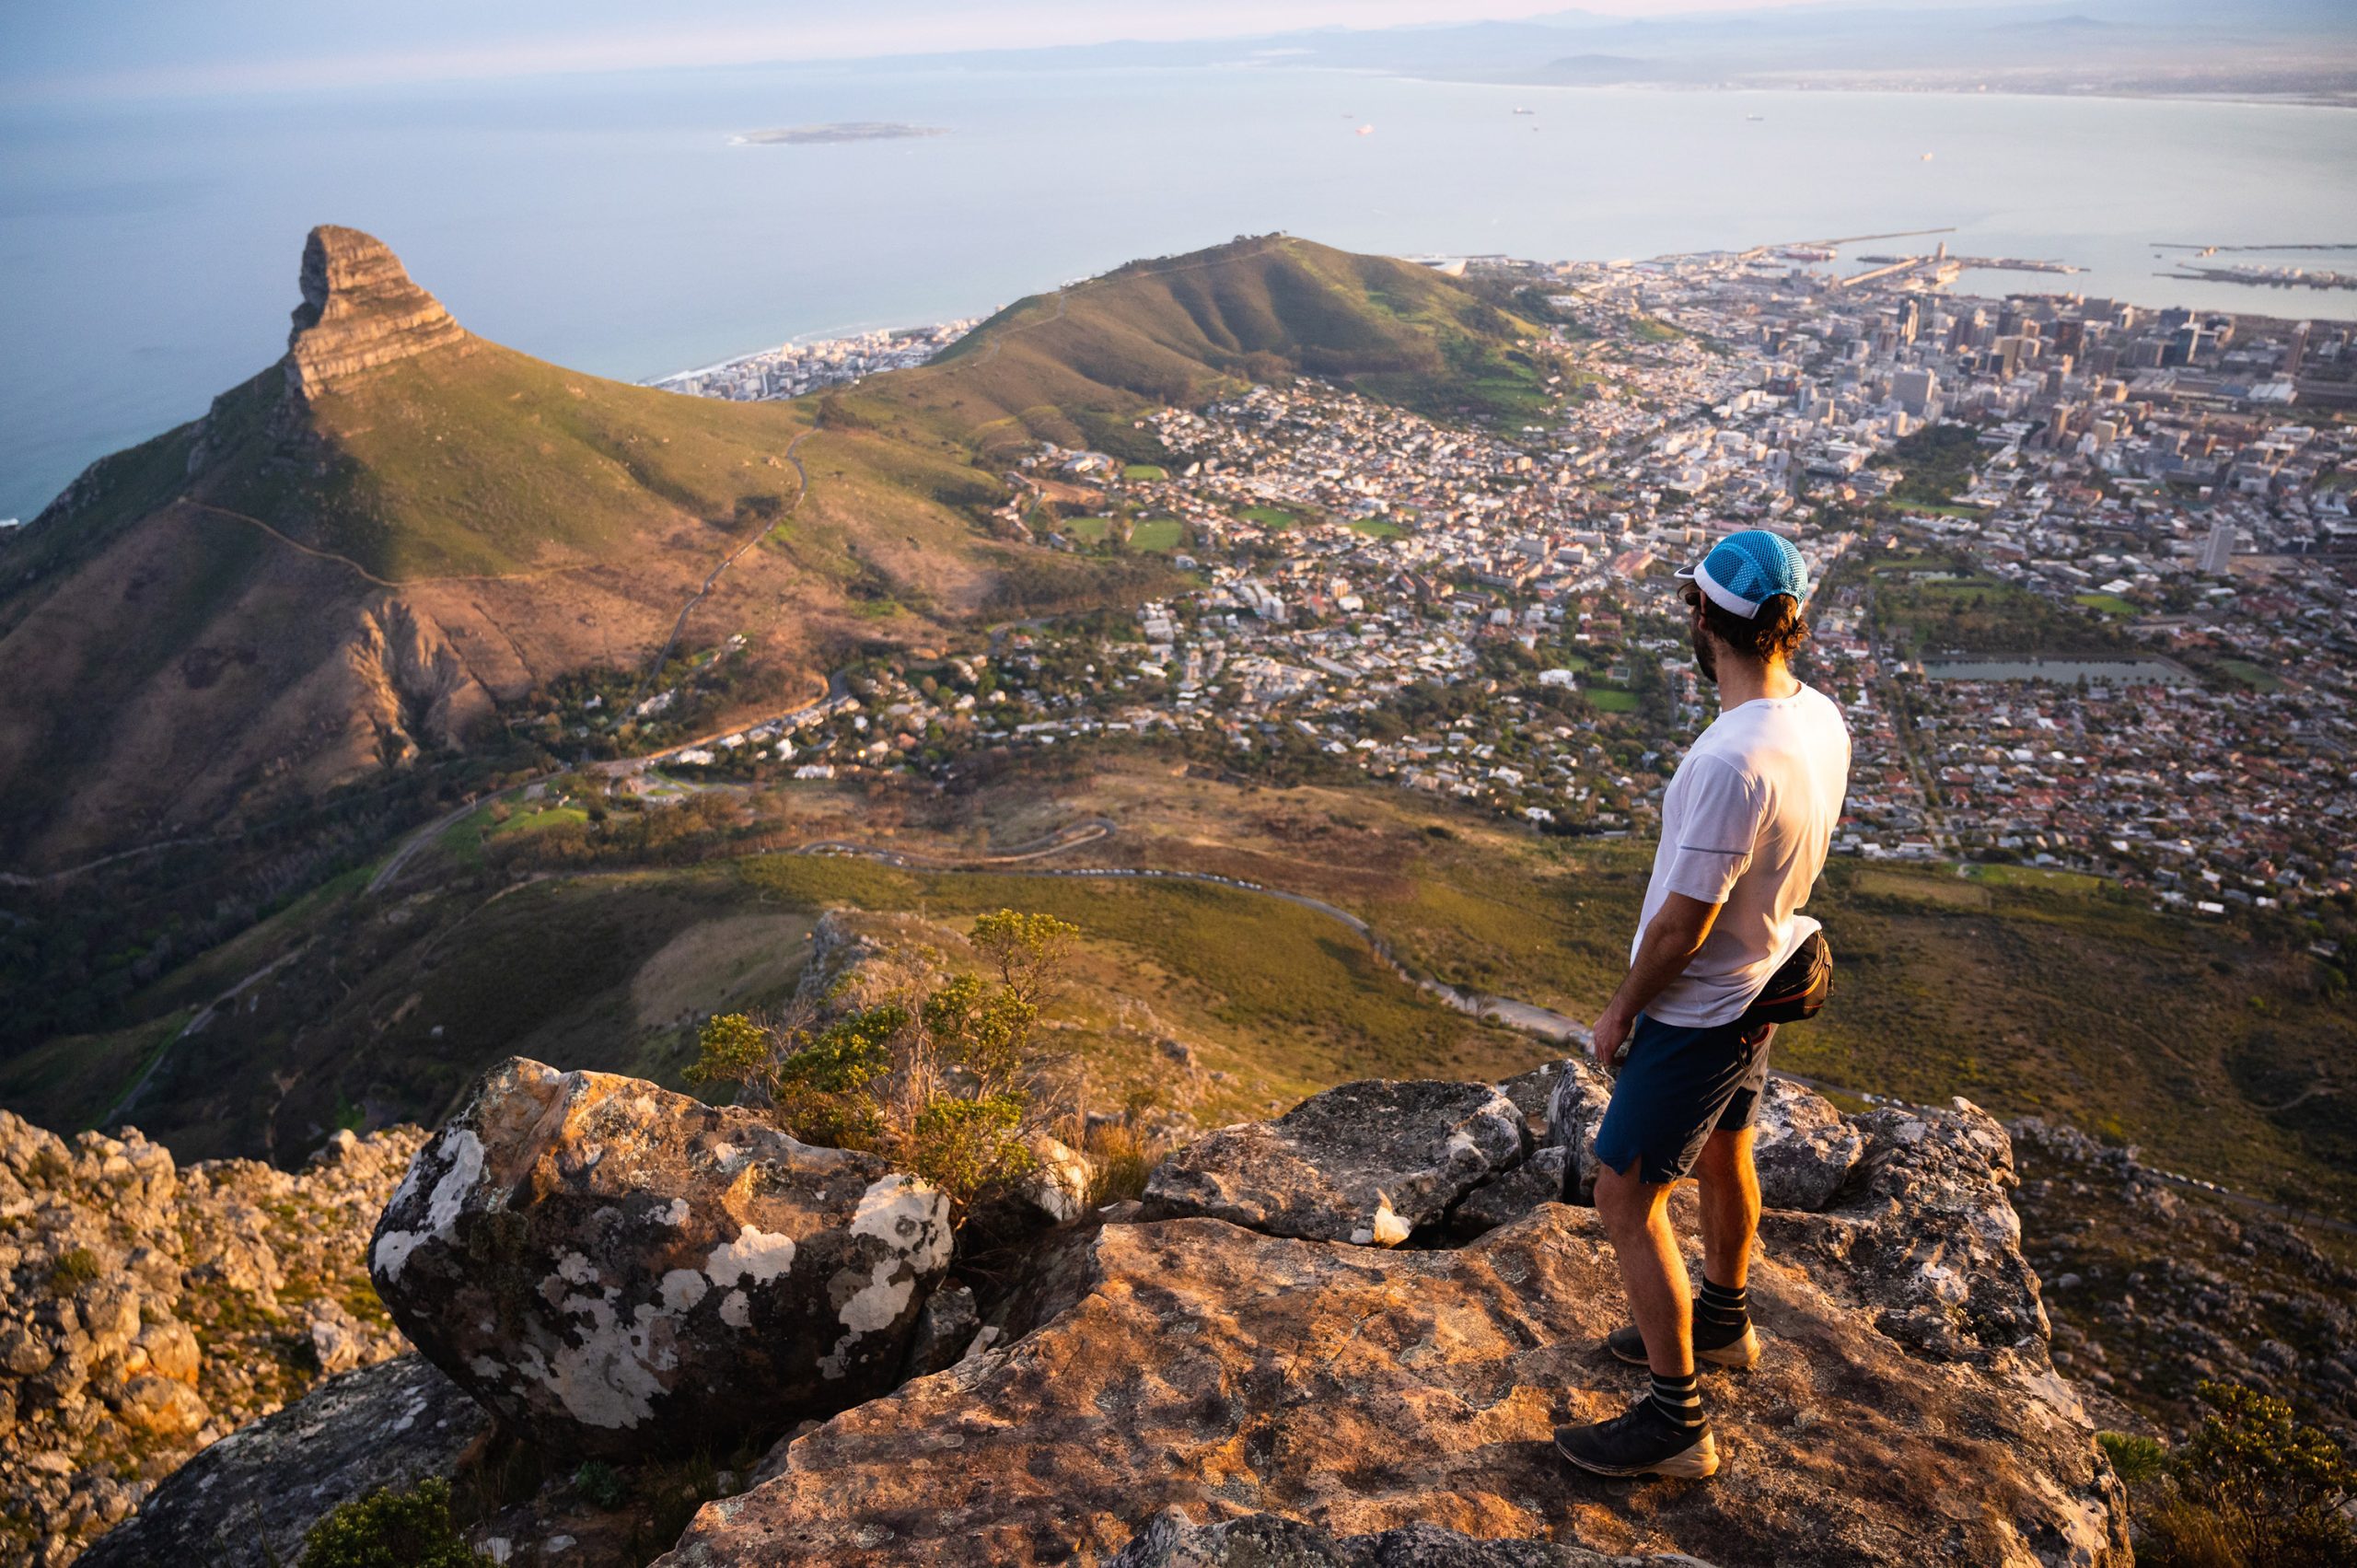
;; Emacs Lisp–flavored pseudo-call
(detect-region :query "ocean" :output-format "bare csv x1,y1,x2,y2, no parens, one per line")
3,62,2352,523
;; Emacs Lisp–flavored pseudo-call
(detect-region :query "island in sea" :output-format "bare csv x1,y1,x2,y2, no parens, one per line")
731,122,948,145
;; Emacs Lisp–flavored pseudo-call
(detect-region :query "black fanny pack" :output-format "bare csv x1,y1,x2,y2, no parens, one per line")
1742,929,1832,1026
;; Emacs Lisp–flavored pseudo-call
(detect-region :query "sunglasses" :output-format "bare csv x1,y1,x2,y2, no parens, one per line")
1678,584,1702,611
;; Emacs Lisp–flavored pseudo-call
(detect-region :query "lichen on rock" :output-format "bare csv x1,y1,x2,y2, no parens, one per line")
367,1057,954,1459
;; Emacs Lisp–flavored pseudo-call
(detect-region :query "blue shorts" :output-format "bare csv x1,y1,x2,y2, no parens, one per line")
1592,1012,1776,1186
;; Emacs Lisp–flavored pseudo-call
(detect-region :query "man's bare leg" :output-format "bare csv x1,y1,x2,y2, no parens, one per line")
1560,1157,1718,1478
1687,1126,1763,1368
1593,1161,1691,1376
1693,1126,1760,1290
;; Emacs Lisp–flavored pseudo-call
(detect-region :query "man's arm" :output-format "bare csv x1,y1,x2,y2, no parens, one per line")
1590,892,1723,1068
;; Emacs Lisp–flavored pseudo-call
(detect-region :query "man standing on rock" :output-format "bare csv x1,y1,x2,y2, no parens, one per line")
1556,529,1849,1481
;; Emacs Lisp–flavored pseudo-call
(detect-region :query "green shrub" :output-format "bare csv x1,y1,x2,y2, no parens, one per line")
571,1459,626,1511
47,1248,100,1291
2100,1431,2169,1485
298,1478,491,1568
2116,1383,2357,1568
906,1094,1034,1202
689,910,1080,1222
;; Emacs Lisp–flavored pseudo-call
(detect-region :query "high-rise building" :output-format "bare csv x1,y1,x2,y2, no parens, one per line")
2287,320,2312,377
1893,367,1939,417
2200,521,2235,575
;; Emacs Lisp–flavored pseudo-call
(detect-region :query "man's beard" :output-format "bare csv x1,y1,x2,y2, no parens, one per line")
1690,619,1720,685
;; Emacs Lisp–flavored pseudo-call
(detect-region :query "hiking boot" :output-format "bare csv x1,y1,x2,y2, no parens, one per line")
1556,1396,1720,1480
1605,1314,1760,1369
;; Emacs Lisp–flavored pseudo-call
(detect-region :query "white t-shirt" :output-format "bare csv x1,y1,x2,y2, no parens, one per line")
1631,682,1852,1028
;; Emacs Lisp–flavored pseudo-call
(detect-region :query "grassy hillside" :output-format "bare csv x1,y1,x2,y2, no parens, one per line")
840,235,1551,458
0,232,1550,878
27,757,2349,1220
220,343,824,582
21,851,1536,1162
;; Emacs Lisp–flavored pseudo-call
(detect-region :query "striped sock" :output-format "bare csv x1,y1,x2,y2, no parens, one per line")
1650,1370,1704,1431
1697,1277,1749,1331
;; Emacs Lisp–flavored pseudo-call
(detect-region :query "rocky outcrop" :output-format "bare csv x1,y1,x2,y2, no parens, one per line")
284,225,469,397
1111,1510,1711,1567
1761,1099,2049,1366
656,1201,2125,1567
75,1355,490,1568
2010,1115,2357,1435
368,1058,954,1459
349,597,498,761
31,1057,2138,1568
1747,1079,1864,1213
1143,1080,1525,1245
0,1115,421,1568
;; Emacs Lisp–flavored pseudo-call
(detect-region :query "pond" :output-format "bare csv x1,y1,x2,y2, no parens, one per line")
1918,657,2195,687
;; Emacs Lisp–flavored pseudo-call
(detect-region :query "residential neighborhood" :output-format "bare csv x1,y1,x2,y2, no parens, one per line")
652,241,2356,921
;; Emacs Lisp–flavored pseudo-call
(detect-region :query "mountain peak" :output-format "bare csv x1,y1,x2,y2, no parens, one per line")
285,225,468,396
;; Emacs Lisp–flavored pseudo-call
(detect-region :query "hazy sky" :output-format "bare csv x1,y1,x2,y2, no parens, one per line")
8,1,1852,100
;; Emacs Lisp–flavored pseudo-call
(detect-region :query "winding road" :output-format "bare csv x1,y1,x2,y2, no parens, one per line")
791,824,2355,1236
103,940,315,1128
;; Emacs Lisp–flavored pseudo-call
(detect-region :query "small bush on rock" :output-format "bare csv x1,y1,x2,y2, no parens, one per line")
298,1478,492,1568
691,910,1081,1222
573,1459,627,1511
2099,1431,2169,1485
48,1246,101,1290
2116,1382,2357,1568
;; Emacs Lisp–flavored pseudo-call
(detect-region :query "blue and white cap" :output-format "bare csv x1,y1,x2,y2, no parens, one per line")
1675,528,1810,620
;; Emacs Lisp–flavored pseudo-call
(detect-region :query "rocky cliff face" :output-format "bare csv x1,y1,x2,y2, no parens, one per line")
0,1115,422,1568
2010,1115,2357,1438
64,1058,2136,1568
284,225,470,398
656,1077,2125,1568
347,597,499,763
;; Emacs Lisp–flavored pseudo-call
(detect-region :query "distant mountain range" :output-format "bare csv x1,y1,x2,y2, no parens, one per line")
917,0,2357,96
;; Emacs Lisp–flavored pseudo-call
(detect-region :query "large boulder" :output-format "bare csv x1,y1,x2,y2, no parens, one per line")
1543,1058,1617,1204
1762,1098,2049,1366
1142,1081,1525,1246
1111,1509,1713,1566
1747,1079,1864,1213
368,1058,953,1459
655,1205,2127,1568
78,1354,492,1568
